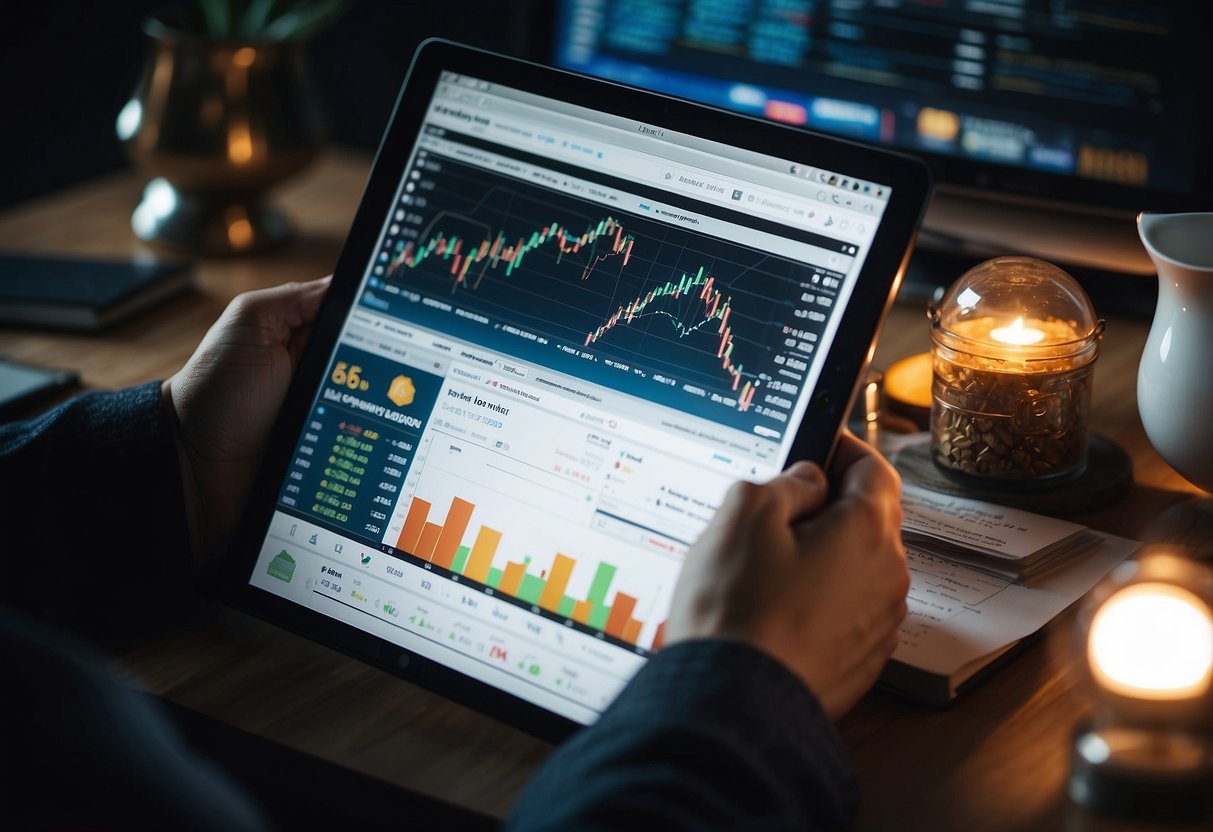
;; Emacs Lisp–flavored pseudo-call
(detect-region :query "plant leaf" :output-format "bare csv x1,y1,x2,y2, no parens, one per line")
262,0,348,39
239,0,283,36
198,0,231,36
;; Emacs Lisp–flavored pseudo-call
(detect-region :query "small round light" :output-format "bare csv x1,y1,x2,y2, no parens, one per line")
1068,552,1213,824
1088,582,1213,700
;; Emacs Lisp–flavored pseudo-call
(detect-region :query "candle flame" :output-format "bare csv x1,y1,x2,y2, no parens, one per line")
990,316,1046,346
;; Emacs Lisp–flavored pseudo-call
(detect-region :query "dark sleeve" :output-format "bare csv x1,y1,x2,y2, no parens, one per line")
505,639,858,832
0,382,194,637
0,605,270,832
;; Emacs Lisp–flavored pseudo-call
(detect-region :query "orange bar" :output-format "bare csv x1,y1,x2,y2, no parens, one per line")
625,618,645,645
621,619,642,645
433,497,475,569
652,621,667,651
464,526,501,583
415,522,443,560
572,600,593,624
396,498,431,553
538,554,576,612
604,592,637,639
499,561,526,596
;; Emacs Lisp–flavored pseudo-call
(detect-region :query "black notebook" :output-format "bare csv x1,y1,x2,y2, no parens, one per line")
0,252,193,332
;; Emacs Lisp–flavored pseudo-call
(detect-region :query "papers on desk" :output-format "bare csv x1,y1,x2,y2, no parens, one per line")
879,483,1140,705
900,483,1103,581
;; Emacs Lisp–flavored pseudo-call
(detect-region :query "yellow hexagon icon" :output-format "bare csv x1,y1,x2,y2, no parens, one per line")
388,375,416,407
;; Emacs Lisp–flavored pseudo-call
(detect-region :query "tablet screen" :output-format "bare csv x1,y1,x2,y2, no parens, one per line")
244,60,905,726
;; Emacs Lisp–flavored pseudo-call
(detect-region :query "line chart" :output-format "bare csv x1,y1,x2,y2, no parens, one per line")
388,214,636,288
374,152,838,419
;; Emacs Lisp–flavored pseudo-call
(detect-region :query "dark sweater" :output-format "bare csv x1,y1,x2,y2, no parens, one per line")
1,385,858,830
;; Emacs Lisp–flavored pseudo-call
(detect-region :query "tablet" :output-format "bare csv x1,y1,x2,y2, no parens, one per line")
224,39,931,741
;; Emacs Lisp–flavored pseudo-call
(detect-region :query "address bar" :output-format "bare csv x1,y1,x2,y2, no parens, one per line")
659,167,817,227
429,93,842,236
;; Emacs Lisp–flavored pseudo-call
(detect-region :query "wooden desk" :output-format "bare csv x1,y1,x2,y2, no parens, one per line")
2,151,1207,828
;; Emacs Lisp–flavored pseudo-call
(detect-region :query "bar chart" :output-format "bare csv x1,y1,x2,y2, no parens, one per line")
395,491,667,648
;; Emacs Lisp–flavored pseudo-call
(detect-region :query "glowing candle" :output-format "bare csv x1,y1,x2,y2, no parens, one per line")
929,257,1103,480
1066,553,1213,823
989,316,1047,346
1089,582,1213,700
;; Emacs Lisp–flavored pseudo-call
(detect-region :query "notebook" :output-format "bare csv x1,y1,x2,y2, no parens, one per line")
223,39,932,740
0,252,192,332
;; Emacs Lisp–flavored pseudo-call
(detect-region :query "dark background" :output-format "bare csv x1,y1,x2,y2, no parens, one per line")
0,0,544,210
1,0,1202,319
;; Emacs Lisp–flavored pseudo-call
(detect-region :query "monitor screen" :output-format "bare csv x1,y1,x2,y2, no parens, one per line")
543,0,1210,285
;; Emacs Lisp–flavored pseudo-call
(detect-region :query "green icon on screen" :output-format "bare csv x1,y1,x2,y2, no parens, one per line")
268,550,296,583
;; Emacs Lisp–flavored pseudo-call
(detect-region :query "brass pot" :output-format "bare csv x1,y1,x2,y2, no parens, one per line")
117,17,328,255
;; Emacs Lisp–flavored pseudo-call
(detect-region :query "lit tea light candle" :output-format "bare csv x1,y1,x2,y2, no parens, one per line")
929,257,1103,481
949,315,1082,358
1068,553,1213,823
989,316,1046,346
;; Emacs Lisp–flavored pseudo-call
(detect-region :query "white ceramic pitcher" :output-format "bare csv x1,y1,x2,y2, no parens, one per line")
1137,212,1213,492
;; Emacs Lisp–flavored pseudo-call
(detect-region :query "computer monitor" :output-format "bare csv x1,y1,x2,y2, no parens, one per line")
537,0,1212,314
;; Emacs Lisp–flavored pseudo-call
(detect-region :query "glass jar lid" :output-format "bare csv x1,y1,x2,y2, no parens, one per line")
930,256,1103,359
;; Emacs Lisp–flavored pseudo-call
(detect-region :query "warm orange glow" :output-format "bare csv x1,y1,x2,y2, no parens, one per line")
990,316,1046,346
232,47,256,68
225,207,254,249
885,351,933,409
227,120,253,164
1089,582,1213,700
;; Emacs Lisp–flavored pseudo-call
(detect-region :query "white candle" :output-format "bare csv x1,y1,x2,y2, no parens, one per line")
989,316,1046,346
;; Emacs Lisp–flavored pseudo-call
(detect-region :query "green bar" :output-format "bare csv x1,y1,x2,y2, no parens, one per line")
518,574,544,605
487,567,503,589
557,596,575,617
451,545,470,575
587,562,617,606
588,604,610,630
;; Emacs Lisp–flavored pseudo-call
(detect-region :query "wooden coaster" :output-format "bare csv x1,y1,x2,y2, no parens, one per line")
890,433,1133,515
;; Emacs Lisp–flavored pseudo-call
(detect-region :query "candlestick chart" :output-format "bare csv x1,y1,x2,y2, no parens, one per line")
585,266,758,411
390,214,636,288
378,155,836,415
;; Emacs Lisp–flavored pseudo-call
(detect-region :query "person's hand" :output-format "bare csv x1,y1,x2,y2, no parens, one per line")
665,431,909,719
162,276,331,572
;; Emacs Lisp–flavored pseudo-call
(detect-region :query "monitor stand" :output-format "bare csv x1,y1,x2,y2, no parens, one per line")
897,189,1159,320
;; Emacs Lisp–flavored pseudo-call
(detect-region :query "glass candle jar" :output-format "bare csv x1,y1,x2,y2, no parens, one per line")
929,257,1104,481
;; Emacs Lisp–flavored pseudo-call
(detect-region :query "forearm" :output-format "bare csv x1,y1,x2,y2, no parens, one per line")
0,382,192,634
505,639,857,831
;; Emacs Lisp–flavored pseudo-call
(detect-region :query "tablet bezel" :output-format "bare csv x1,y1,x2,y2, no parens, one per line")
220,38,932,742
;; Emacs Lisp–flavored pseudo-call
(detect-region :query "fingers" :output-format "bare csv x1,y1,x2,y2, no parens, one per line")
229,275,332,328
216,277,331,363
828,430,878,476
836,436,901,519
829,429,897,482
722,463,829,528
777,460,828,515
